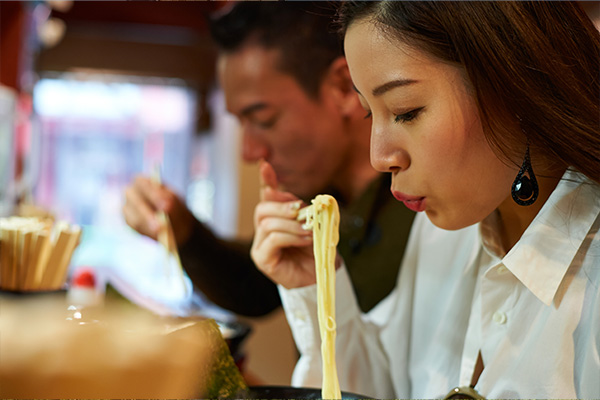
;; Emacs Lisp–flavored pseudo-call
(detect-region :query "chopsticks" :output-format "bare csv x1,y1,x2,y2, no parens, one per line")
151,165,189,295
0,217,81,292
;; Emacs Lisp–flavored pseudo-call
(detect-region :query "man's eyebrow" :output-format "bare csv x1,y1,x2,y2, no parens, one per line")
352,79,418,97
240,102,268,117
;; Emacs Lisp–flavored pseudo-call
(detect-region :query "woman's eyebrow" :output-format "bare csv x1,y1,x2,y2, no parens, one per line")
372,78,418,96
352,79,418,97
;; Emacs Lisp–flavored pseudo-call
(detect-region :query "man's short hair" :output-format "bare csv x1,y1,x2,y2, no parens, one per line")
209,2,342,99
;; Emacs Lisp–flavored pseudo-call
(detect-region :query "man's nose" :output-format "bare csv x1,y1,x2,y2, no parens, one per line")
241,130,269,163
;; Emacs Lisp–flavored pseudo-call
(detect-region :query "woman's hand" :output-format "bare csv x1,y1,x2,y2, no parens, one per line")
122,175,196,246
251,161,317,289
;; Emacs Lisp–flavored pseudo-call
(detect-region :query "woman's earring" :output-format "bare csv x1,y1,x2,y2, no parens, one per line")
511,146,539,206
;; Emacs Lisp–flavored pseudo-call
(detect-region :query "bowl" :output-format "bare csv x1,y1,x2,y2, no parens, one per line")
216,320,251,355
242,385,371,399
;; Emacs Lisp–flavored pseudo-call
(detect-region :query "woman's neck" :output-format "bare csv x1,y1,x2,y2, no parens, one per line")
496,169,564,252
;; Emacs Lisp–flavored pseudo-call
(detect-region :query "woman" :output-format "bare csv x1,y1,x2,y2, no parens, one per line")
251,2,600,398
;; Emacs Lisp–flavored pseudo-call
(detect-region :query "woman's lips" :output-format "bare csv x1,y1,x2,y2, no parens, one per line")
392,191,426,212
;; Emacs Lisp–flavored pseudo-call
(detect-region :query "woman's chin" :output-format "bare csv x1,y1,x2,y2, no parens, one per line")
425,210,479,231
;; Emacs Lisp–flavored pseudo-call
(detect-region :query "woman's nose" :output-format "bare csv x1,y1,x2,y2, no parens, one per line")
370,126,410,173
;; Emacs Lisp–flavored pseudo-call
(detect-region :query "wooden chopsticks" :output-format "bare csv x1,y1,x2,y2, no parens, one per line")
151,165,189,295
0,217,81,292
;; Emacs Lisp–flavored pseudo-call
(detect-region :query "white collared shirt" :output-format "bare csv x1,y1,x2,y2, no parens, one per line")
280,170,600,399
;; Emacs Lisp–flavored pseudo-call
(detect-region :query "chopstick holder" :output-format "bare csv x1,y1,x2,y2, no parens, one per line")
40,224,71,290
50,226,81,289
8,229,19,290
0,228,15,290
29,231,52,290
0,217,80,292
18,231,34,290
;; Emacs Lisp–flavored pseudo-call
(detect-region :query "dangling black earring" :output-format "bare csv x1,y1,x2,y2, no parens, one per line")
511,146,539,206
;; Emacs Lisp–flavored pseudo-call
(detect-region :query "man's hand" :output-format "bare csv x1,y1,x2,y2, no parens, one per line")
122,176,196,246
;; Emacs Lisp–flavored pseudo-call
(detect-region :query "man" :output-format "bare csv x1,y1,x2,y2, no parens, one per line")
122,2,415,316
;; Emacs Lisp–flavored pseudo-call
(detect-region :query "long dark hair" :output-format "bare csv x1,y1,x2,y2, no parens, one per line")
337,1,600,184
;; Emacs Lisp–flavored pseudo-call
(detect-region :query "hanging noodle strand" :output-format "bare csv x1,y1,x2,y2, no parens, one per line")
300,195,341,400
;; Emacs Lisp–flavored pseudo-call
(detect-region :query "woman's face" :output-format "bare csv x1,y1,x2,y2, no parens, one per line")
345,19,516,230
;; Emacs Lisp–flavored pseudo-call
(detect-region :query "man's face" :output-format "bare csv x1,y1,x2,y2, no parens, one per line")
217,45,351,199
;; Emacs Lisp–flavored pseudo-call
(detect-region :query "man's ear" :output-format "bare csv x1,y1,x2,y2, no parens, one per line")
323,56,361,117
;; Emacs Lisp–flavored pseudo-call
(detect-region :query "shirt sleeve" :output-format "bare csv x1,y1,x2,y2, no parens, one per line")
278,266,396,399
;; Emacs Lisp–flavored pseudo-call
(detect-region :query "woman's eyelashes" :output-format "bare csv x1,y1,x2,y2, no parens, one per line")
363,107,425,124
394,107,425,124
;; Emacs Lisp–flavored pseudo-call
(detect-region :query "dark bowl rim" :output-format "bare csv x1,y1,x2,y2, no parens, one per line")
246,385,373,399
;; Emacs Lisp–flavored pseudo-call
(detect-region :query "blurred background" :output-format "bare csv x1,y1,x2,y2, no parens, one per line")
0,0,296,386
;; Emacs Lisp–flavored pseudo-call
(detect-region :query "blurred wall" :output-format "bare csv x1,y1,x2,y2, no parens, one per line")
0,2,27,91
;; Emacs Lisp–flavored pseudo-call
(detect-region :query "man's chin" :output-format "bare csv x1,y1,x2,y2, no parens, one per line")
280,183,313,201
276,173,324,200
294,187,327,203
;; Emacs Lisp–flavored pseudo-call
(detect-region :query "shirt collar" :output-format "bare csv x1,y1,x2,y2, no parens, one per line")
501,169,600,306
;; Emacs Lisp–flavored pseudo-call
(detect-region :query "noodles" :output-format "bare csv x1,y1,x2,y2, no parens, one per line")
299,195,341,400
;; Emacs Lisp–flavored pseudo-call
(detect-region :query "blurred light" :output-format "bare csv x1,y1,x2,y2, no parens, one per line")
46,0,74,13
37,17,66,48
139,86,191,133
34,78,141,120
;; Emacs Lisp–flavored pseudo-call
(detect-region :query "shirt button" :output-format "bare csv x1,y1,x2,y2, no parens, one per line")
493,311,507,325
497,265,509,275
